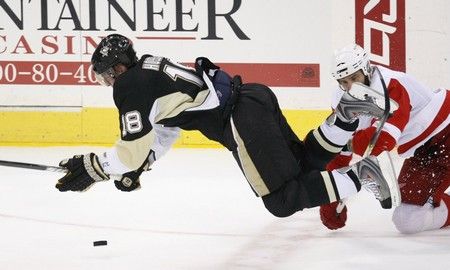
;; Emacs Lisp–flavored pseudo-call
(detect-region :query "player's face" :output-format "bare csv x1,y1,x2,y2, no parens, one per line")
94,67,115,86
337,70,366,91
94,65,128,87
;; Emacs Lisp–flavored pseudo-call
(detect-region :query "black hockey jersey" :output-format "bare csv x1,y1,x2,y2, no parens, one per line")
98,55,226,175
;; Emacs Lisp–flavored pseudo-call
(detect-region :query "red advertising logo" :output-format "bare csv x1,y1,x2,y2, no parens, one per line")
0,61,320,87
355,0,405,71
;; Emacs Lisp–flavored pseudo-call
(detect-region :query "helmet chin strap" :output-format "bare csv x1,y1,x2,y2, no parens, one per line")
365,64,374,86
364,75,371,86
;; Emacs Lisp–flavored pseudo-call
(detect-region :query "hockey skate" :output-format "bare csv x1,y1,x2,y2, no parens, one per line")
335,82,399,122
348,155,400,209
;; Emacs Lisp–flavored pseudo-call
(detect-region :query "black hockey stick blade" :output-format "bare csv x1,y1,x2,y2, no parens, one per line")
0,159,68,173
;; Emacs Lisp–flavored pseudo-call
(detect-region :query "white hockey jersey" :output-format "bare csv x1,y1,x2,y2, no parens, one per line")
331,65,450,158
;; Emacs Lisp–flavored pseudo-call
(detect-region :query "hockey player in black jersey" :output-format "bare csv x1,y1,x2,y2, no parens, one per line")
55,34,394,217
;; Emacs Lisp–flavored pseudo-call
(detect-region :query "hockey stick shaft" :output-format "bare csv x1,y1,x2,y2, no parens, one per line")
337,66,391,214
363,66,391,157
0,159,122,177
0,159,68,173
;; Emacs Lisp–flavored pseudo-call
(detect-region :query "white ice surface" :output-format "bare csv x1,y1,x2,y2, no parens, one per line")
0,147,448,270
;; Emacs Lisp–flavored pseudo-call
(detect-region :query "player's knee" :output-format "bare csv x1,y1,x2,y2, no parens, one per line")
262,180,307,218
392,203,429,234
263,197,294,217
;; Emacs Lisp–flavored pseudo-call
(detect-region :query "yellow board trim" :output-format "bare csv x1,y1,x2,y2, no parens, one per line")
0,108,330,147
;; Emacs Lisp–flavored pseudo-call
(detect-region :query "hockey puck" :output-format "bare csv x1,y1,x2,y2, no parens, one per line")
93,240,107,246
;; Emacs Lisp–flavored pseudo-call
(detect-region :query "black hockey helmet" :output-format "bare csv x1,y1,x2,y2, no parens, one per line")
91,34,138,85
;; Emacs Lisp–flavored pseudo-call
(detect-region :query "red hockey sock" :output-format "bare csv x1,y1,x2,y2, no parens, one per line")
441,193,450,228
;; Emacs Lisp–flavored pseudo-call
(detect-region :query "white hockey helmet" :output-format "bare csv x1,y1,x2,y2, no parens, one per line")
331,44,372,80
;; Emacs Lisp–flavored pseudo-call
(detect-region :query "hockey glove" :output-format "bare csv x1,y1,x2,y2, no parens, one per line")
320,201,347,230
351,127,396,156
114,160,151,192
326,153,353,171
114,170,143,192
56,153,109,192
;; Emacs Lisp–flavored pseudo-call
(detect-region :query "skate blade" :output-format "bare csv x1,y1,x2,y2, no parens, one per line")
377,151,401,208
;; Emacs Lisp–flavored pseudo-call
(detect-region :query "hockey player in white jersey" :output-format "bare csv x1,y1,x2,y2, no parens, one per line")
320,44,450,233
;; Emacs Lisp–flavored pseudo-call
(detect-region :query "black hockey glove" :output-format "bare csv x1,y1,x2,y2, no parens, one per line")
114,161,150,192
114,150,154,192
114,158,152,192
56,153,109,192
114,170,142,192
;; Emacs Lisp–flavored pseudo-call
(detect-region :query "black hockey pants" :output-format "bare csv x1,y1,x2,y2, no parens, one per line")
225,83,336,217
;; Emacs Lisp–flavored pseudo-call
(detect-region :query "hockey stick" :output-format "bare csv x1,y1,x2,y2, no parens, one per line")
0,159,68,173
363,66,391,157
336,66,392,214
0,159,122,177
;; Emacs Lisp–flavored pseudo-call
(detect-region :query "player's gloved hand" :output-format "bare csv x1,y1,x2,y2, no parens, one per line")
56,153,109,192
326,153,353,171
351,127,396,156
320,201,347,230
114,170,143,192
114,161,151,192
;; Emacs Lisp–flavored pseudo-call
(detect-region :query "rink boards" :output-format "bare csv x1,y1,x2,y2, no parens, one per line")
1,1,449,146
0,108,330,146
